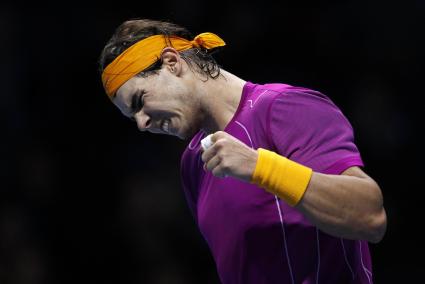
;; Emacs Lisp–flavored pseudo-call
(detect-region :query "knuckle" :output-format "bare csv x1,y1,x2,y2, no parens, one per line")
216,152,224,161
213,131,226,140
215,140,224,149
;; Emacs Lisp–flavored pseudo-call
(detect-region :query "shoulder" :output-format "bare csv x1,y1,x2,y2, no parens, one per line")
272,85,338,109
244,83,351,134
245,82,337,111
241,82,293,115
266,85,362,171
269,85,351,127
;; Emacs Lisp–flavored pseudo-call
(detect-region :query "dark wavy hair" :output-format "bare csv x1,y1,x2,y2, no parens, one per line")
98,19,223,80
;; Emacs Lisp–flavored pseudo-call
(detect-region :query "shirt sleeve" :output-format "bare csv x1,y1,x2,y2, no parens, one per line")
268,88,364,174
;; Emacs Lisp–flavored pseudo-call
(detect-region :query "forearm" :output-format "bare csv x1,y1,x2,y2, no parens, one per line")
296,170,387,243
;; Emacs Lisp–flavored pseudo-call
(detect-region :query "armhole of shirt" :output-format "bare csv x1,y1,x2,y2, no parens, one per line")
323,155,364,175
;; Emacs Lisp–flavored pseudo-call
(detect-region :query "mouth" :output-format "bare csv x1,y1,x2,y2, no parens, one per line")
161,119,171,133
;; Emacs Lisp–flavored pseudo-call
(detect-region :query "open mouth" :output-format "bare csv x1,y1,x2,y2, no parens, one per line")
161,119,171,133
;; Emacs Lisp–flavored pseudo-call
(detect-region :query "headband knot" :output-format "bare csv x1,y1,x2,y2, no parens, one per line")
190,32,225,49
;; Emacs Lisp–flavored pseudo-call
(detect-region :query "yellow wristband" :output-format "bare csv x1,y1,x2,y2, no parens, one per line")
251,148,313,206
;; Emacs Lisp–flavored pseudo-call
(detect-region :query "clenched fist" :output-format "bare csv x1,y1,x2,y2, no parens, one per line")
201,131,259,181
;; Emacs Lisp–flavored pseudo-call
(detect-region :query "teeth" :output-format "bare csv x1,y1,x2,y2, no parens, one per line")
162,120,170,133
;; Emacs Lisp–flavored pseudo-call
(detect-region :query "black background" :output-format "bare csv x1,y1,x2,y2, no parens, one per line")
1,0,423,283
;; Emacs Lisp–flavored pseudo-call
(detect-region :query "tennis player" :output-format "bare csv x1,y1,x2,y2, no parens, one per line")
99,19,386,284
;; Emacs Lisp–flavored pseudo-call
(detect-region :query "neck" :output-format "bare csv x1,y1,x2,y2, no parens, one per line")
198,69,246,134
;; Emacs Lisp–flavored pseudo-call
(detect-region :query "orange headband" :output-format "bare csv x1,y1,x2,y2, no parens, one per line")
101,32,226,98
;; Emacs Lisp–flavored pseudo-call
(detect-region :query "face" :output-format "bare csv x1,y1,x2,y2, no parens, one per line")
113,65,202,140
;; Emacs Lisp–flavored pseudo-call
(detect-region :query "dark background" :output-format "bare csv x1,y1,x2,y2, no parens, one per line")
1,0,423,283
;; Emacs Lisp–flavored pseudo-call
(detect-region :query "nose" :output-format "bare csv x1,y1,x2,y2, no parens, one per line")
134,111,152,131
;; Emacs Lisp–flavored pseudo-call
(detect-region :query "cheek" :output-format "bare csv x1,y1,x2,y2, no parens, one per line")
148,75,191,112
144,99,178,119
156,72,177,91
160,75,189,99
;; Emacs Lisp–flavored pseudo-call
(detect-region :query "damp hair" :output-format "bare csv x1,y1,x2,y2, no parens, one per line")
98,18,223,80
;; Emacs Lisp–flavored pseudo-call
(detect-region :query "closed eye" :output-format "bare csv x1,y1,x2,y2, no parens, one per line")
130,91,146,117
136,92,145,110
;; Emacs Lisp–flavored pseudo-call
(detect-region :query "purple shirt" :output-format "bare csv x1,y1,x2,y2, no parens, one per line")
180,82,373,284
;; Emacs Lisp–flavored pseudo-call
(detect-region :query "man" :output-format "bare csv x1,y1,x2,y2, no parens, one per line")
99,19,386,284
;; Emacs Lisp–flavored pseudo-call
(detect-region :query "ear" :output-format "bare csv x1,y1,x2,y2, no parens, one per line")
161,47,183,76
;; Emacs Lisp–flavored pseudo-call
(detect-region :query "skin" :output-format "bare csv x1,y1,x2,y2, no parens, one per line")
112,47,387,244
113,47,245,139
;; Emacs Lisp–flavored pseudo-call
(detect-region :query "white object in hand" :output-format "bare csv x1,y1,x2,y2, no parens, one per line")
201,134,213,151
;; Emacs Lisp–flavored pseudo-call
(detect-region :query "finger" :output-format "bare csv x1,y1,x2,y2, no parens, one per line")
201,145,218,163
211,131,226,143
205,155,221,172
212,165,227,178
